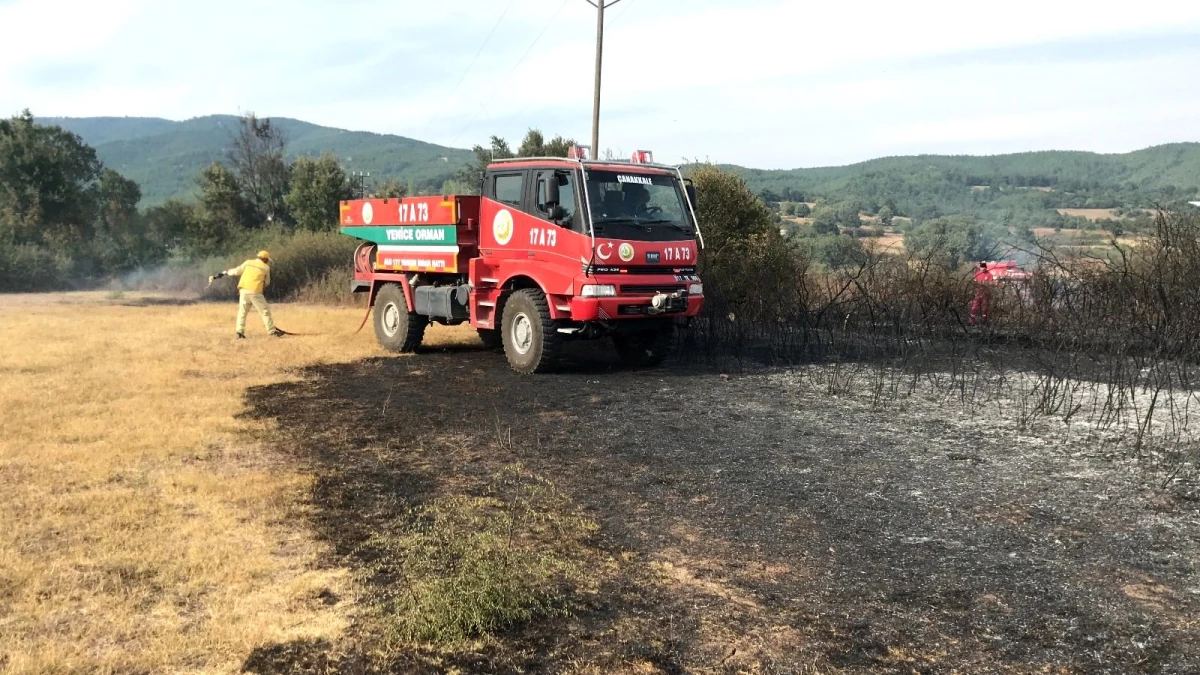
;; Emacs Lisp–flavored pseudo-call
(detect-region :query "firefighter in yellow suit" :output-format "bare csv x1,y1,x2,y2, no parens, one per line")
209,250,285,339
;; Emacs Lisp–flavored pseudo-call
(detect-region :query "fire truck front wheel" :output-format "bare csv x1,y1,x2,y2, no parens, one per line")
373,283,427,353
502,289,560,374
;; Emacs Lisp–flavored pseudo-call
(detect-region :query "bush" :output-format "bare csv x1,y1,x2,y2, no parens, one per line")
193,228,357,301
359,468,595,644
689,164,805,320
250,229,358,300
797,234,867,269
113,228,358,303
291,267,356,305
0,244,74,292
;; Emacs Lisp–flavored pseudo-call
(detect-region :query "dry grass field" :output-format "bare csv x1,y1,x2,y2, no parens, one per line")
0,291,474,674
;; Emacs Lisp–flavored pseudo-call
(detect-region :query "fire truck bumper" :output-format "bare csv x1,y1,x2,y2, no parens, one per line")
568,295,704,321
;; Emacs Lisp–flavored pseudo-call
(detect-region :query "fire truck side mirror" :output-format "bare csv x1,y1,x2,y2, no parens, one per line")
686,184,698,207
544,174,561,206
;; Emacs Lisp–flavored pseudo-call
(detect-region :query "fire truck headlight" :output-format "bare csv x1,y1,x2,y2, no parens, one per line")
580,284,617,298
688,283,704,296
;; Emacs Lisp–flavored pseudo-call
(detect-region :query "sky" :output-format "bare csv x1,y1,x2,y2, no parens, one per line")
2,0,1199,169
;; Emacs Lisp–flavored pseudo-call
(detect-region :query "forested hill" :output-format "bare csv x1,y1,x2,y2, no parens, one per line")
36,115,1200,225
38,115,474,205
723,143,1200,226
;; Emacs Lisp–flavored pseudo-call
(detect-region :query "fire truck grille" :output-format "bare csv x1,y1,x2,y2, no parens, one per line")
620,285,685,296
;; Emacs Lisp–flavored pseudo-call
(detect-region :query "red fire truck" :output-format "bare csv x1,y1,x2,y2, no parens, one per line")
339,147,705,374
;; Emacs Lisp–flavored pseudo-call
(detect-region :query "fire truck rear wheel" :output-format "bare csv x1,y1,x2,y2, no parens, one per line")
613,323,676,367
373,283,426,353
502,289,560,374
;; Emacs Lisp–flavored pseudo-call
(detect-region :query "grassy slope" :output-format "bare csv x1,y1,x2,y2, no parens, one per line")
41,115,474,205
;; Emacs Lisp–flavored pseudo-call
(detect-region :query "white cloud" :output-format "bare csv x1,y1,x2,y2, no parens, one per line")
2,0,1199,167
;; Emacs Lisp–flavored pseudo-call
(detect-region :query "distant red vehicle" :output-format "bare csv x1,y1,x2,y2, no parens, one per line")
979,259,1032,282
970,260,1031,325
340,147,705,374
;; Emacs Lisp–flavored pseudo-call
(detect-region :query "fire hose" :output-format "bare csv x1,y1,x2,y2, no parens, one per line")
352,243,376,334
353,300,372,334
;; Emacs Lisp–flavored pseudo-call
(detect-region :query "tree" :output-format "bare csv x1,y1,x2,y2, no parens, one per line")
455,136,513,195
904,215,1002,269
286,154,353,231
755,189,780,205
142,199,199,255
688,164,775,255
687,164,805,322
810,206,839,235
227,113,290,225
877,204,895,226
797,233,867,269
793,202,811,218
93,169,148,270
835,202,861,229
374,178,407,199
517,128,576,158
517,129,545,157
0,110,103,247
96,169,141,230
542,135,575,158
451,130,577,196
195,162,250,250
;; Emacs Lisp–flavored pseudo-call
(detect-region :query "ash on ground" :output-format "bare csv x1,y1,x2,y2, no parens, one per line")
247,347,1200,674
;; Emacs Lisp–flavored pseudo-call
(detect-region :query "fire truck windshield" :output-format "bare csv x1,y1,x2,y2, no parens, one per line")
584,170,694,242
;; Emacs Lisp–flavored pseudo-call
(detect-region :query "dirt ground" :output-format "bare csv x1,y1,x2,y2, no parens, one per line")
246,342,1200,674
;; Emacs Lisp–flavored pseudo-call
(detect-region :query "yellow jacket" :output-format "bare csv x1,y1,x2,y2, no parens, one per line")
225,259,271,293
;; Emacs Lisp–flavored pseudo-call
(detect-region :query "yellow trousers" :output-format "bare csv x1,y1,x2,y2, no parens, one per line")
236,292,275,333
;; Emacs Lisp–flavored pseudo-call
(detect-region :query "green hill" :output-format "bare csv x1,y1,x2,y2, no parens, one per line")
39,115,474,205
722,144,1200,226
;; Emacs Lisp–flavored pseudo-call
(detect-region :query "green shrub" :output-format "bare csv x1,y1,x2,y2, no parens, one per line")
250,229,357,300
291,267,357,305
109,229,356,303
359,468,596,645
0,244,74,292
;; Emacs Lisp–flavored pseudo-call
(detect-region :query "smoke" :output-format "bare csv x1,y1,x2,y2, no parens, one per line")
109,259,229,300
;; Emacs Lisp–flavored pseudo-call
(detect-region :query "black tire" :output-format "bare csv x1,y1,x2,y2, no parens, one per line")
477,328,503,350
373,283,426,353
501,289,560,374
613,323,676,367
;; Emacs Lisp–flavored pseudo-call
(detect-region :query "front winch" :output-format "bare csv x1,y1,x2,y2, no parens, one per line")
648,291,687,315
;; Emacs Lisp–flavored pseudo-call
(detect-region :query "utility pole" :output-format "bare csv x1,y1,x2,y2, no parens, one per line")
587,0,622,156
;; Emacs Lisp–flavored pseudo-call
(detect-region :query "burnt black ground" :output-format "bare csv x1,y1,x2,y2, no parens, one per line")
244,343,1200,674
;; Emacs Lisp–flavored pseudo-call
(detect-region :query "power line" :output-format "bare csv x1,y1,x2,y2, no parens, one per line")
498,0,637,138
452,0,571,146
607,0,636,26
418,0,517,139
